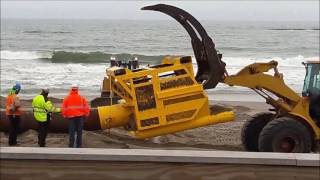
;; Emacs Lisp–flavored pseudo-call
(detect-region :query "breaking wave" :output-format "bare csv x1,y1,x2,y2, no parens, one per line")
222,56,319,68
0,50,52,60
0,50,166,63
50,51,166,63
1,50,318,67
22,30,73,34
268,28,320,31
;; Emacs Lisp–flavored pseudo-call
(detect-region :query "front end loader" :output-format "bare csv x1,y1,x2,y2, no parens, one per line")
224,60,320,152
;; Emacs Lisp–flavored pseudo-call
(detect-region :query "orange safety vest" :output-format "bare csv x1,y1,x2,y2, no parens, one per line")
6,94,22,116
62,90,90,118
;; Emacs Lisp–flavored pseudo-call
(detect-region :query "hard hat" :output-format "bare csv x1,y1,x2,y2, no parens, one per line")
14,83,21,90
42,88,50,93
71,84,79,89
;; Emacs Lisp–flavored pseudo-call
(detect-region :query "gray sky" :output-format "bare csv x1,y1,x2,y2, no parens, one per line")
1,1,319,21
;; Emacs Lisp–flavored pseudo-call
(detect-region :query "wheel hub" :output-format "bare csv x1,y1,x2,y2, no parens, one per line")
277,136,299,152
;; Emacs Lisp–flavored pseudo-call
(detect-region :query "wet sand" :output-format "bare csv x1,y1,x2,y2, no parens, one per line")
1,96,270,151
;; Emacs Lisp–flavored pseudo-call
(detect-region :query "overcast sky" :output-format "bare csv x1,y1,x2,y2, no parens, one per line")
1,1,319,21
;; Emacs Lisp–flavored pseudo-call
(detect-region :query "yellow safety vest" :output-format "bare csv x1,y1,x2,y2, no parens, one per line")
32,95,61,122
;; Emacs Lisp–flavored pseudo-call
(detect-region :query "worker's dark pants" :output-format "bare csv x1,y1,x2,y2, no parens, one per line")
37,114,51,147
68,116,84,148
8,115,21,146
37,118,50,147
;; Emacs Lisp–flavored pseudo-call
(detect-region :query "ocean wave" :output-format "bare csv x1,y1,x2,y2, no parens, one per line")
268,28,319,31
222,55,319,68
1,50,318,67
0,50,52,60
50,51,166,63
22,30,73,34
0,50,166,63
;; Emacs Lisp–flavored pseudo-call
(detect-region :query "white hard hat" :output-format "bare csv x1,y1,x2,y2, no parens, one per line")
71,84,79,89
42,88,50,93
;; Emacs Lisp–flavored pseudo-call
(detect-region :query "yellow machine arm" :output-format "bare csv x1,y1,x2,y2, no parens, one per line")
223,61,301,112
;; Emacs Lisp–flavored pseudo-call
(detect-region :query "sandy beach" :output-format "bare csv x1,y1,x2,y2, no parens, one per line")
0,95,272,151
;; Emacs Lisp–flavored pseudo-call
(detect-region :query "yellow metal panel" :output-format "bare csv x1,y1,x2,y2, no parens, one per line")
134,111,235,139
157,85,203,99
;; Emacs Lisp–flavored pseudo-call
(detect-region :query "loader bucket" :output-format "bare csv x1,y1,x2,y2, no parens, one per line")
142,4,226,89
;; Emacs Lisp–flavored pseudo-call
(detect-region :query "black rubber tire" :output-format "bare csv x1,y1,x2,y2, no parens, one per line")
258,117,312,153
241,112,274,151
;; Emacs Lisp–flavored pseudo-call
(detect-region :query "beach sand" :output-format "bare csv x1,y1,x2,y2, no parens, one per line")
0,95,272,151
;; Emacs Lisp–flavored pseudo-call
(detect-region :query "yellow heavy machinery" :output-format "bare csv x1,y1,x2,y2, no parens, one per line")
94,4,319,153
224,60,320,152
97,56,234,139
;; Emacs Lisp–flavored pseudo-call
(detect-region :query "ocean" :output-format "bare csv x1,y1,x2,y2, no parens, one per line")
1,19,319,99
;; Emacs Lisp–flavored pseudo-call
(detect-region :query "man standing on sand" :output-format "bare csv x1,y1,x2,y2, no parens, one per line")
32,89,61,147
6,83,22,146
62,84,90,148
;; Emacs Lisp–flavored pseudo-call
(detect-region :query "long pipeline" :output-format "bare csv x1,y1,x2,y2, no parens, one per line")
0,97,120,133
0,109,102,133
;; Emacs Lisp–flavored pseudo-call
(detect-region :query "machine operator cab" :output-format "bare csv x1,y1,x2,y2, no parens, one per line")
302,61,320,124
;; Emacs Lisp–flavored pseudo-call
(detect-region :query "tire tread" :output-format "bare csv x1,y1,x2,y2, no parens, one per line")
258,117,312,153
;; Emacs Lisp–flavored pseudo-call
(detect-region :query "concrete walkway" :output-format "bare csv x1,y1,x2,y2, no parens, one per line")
1,147,319,167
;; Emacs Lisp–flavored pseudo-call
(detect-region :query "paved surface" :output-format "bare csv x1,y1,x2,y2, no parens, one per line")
1,147,319,166
2,160,319,180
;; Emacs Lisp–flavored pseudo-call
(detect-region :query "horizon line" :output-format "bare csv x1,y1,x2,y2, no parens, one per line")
1,18,318,23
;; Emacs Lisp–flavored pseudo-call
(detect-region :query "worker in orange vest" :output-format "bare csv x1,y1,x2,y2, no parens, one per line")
62,84,90,148
6,83,22,146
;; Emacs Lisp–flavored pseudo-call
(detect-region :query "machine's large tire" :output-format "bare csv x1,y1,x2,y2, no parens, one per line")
258,117,312,153
241,112,274,151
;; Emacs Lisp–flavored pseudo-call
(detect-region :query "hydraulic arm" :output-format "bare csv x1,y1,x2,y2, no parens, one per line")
223,61,301,112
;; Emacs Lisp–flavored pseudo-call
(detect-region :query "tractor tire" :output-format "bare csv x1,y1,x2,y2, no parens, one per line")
241,112,274,151
258,117,312,153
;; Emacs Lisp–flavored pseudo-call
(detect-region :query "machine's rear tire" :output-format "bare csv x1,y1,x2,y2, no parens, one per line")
258,117,312,153
241,112,274,151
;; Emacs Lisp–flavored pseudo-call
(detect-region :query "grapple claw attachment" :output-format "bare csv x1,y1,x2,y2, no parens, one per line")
142,4,226,89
